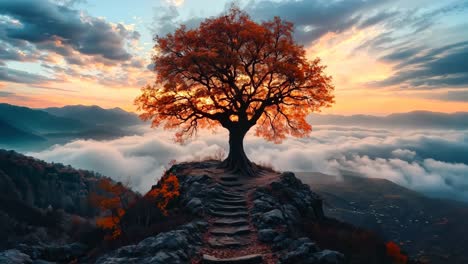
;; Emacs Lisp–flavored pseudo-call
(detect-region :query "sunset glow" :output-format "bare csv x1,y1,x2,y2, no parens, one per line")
1,0,467,114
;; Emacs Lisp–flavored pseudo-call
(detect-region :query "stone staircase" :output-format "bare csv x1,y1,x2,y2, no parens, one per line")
202,175,264,264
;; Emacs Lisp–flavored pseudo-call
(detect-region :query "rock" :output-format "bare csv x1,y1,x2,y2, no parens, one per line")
17,242,87,262
252,199,274,213
0,249,32,264
258,229,278,242
272,237,291,251
96,221,207,264
314,250,345,264
186,197,203,214
32,260,55,264
281,204,301,225
261,209,285,225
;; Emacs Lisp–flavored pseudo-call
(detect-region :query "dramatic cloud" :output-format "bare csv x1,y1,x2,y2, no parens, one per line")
28,126,468,202
0,0,139,62
247,0,390,44
0,66,51,84
375,41,468,88
0,0,150,90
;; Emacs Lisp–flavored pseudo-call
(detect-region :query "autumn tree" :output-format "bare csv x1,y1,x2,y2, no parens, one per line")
90,179,134,240
136,7,334,176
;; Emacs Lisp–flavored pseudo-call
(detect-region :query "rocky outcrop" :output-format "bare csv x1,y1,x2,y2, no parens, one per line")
168,162,345,263
251,172,344,264
95,221,208,264
17,242,88,262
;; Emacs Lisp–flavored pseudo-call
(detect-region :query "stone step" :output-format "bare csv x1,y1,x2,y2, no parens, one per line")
219,188,247,194
210,205,248,212
212,218,249,226
202,254,263,264
209,210,248,218
213,198,247,206
207,236,250,248
210,225,251,236
220,176,239,182
216,191,244,199
219,181,244,187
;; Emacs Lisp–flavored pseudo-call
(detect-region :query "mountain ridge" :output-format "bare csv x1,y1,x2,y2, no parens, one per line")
0,103,144,150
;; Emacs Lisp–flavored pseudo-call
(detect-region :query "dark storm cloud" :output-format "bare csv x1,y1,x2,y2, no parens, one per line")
374,41,468,88
246,0,390,44
0,0,139,62
0,67,51,84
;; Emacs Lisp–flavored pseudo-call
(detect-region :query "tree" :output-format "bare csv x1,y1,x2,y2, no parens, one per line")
136,7,334,176
90,179,134,240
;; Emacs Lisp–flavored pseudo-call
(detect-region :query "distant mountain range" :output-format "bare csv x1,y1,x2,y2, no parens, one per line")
43,105,141,127
309,111,468,129
0,119,45,143
2,102,467,150
0,103,144,150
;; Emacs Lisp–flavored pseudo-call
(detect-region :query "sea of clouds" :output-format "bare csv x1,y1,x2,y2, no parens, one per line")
28,126,468,202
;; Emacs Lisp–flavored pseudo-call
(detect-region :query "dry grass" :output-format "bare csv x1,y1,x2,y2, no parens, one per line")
190,147,226,162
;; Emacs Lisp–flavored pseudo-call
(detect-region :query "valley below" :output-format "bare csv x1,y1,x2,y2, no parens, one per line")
297,172,468,264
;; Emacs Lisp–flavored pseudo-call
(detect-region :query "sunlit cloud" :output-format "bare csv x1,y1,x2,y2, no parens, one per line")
165,0,184,7
1,0,468,112
28,126,468,202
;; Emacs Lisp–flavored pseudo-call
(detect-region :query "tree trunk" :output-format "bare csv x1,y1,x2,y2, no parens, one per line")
220,127,257,176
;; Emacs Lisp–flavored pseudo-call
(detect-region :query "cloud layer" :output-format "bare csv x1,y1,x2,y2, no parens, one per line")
28,126,468,202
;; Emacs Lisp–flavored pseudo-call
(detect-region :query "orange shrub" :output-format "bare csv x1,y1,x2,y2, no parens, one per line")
386,241,408,264
145,173,180,215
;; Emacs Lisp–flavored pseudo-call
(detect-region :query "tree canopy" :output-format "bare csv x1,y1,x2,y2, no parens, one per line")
136,7,334,175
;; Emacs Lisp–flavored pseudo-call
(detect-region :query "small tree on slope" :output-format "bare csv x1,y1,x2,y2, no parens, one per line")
136,7,334,176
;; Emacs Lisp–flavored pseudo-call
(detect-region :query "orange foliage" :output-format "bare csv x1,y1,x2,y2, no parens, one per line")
146,173,180,215
90,179,131,240
386,241,408,264
135,6,334,143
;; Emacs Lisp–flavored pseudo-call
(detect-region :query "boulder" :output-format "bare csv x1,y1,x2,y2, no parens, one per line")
258,229,279,242
314,250,345,264
186,198,203,215
261,209,285,225
17,242,87,262
96,221,207,264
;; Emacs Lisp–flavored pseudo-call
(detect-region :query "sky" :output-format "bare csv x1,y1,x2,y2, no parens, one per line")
1,0,468,114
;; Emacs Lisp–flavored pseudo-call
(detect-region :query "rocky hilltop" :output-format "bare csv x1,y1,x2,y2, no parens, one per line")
0,151,404,264
97,161,343,264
